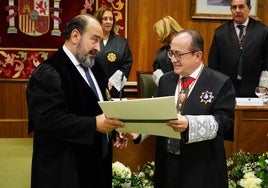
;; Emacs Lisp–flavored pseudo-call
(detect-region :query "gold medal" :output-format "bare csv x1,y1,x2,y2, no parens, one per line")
177,89,186,113
179,89,186,104
107,52,116,62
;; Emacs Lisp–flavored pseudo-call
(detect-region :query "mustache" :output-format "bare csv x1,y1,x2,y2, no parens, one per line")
88,49,98,56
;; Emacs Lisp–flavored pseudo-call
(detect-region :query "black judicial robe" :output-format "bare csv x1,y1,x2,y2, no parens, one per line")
208,17,268,97
152,45,173,73
154,66,236,188
26,47,112,188
95,34,133,98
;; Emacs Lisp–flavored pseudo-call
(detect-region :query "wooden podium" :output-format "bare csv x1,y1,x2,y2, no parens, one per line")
225,105,268,157
114,105,268,169
113,136,156,171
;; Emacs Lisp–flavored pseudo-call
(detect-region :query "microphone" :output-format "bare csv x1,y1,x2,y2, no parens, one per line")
119,71,124,101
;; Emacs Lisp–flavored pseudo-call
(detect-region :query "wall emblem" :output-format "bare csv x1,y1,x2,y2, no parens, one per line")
18,0,50,36
6,0,62,36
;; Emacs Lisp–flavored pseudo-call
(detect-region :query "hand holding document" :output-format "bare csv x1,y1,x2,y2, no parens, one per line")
109,70,127,91
98,96,181,139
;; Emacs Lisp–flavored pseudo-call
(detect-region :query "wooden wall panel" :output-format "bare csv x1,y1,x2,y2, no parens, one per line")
0,81,27,118
127,0,268,81
0,81,29,137
0,121,31,138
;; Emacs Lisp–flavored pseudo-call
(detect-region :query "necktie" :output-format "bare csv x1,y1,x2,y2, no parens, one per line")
81,65,108,158
237,24,244,40
81,65,99,100
177,76,196,113
167,76,195,154
237,25,245,79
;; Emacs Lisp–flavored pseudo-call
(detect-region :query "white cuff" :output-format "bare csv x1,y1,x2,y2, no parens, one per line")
186,115,218,144
152,69,164,86
259,70,268,88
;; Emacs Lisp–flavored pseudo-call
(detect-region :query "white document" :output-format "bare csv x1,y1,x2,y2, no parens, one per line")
109,70,127,91
98,96,180,139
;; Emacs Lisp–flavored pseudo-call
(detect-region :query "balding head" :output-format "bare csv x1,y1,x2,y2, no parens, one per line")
64,14,103,40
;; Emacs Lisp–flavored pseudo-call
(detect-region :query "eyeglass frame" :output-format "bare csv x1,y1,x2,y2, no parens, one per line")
167,50,197,60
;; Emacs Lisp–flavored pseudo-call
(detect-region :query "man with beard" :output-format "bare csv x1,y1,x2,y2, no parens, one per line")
26,14,126,188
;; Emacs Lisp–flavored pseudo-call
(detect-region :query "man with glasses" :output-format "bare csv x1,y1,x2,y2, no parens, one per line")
153,29,236,188
208,0,268,97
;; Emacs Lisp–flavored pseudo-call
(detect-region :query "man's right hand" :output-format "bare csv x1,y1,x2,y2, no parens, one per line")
96,114,124,133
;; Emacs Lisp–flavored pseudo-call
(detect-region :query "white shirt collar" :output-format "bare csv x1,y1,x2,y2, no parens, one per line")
62,45,104,101
62,45,80,67
181,63,204,80
234,17,249,27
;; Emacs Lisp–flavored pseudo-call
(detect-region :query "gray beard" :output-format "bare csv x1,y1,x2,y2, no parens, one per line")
80,57,95,68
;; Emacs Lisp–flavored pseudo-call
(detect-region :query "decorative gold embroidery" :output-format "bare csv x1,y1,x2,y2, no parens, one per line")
105,88,111,101
178,89,186,112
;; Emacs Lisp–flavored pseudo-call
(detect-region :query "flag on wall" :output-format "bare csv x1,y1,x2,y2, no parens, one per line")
18,0,50,36
0,0,127,79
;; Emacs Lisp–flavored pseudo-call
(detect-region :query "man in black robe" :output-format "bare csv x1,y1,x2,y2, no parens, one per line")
26,14,125,188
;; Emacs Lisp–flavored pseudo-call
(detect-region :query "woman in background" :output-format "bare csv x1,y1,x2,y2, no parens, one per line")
94,6,133,98
152,16,183,85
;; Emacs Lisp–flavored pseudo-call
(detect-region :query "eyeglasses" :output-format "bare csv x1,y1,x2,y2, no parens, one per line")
231,4,246,10
167,50,195,60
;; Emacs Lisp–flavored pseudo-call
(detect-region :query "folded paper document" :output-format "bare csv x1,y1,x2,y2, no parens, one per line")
98,96,181,139
109,70,127,91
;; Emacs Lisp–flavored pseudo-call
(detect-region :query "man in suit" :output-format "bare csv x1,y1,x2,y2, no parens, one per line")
26,14,126,188
208,0,268,97
153,29,236,188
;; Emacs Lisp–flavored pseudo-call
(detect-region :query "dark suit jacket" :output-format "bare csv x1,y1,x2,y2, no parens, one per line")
154,66,236,188
208,17,268,97
152,45,173,73
26,47,112,188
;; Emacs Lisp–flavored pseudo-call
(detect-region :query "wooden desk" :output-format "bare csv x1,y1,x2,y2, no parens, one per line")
113,136,156,171
123,81,138,98
114,105,268,168
225,105,268,157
